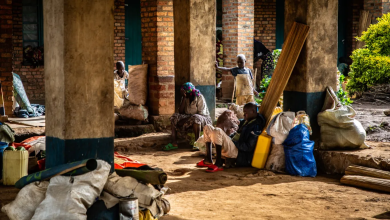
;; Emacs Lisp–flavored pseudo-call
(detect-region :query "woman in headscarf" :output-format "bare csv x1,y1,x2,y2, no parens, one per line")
164,82,212,151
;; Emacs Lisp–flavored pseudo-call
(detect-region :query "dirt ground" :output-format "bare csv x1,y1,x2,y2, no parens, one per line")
116,147,390,220
352,103,389,142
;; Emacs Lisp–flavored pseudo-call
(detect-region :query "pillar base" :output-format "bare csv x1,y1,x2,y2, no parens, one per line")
46,137,114,172
283,90,326,142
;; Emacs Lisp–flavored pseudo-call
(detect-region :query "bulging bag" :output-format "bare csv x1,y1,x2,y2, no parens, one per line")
119,103,149,121
318,87,367,150
283,124,317,177
128,64,148,105
265,143,285,172
1,181,49,220
31,160,111,220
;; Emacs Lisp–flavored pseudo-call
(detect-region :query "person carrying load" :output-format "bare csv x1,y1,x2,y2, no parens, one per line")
215,54,258,105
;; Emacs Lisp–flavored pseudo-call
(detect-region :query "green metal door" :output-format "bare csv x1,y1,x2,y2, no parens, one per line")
338,0,347,64
276,0,285,49
125,0,142,68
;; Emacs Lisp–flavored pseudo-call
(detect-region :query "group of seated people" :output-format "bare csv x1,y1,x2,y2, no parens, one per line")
167,54,266,172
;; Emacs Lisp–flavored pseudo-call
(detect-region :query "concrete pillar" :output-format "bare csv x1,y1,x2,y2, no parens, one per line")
283,0,338,140
0,0,13,115
44,0,114,169
174,0,216,120
141,0,175,116
221,0,254,100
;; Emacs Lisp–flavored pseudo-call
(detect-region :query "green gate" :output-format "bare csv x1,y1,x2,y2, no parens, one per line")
125,0,142,69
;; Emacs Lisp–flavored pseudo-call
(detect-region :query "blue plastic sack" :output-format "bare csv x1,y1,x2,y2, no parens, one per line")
283,124,317,177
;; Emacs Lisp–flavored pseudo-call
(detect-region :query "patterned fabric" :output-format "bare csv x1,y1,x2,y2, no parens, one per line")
261,52,274,78
170,113,212,138
236,95,254,106
12,73,33,113
181,82,200,97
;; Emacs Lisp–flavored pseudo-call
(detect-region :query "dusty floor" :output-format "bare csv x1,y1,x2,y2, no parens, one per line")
117,147,390,220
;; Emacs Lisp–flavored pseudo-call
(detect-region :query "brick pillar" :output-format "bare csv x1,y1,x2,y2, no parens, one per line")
221,0,254,100
141,0,175,115
0,0,13,115
114,0,125,68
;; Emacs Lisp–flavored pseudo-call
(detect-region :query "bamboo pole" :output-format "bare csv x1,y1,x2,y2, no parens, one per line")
345,165,390,180
231,77,236,103
258,22,310,126
341,175,390,193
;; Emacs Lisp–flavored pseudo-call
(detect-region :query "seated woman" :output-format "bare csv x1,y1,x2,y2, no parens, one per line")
165,82,212,151
197,103,266,172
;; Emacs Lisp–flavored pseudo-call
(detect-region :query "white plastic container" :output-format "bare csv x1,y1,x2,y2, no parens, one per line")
2,150,29,185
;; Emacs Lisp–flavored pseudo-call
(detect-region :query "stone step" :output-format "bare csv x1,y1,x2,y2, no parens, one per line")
316,142,390,174
114,124,155,138
114,132,172,152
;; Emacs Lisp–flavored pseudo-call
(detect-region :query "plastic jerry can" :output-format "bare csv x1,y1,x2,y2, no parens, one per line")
251,131,272,169
2,150,29,185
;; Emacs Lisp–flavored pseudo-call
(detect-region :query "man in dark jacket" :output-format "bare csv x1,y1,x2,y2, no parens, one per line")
199,103,266,172
233,102,266,167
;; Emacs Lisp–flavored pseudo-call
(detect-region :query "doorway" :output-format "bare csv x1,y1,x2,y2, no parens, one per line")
125,0,142,68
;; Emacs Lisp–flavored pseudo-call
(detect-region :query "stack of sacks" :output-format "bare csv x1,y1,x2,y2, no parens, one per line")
1,160,169,220
228,103,244,119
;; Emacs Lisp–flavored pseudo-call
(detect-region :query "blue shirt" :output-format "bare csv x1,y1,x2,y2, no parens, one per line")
231,67,253,79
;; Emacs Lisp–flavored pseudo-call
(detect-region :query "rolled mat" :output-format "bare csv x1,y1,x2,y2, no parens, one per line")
340,175,390,193
15,159,97,189
345,165,390,180
115,169,168,185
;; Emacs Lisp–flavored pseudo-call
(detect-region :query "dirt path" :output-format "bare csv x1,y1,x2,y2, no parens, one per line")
120,148,390,220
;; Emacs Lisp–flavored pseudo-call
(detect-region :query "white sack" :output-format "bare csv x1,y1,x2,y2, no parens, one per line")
268,112,295,144
31,160,111,220
1,181,49,220
265,144,285,172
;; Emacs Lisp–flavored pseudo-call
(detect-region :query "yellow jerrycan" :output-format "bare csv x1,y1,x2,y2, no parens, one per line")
251,107,282,169
3,150,29,185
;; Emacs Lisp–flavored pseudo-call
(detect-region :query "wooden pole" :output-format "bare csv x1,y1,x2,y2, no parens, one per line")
258,22,310,125
231,77,236,103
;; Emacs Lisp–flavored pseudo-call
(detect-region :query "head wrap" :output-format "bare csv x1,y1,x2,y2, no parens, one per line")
181,82,200,97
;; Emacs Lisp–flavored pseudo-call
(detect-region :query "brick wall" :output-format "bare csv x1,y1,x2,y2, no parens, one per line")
12,0,44,102
364,0,384,23
346,0,364,58
253,0,276,78
221,0,254,99
384,1,390,14
0,0,14,114
114,0,125,69
140,0,175,115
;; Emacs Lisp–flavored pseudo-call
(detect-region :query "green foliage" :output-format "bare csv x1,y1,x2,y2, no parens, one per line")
255,76,271,105
337,73,353,106
347,48,390,92
358,14,390,56
272,49,282,69
348,14,390,93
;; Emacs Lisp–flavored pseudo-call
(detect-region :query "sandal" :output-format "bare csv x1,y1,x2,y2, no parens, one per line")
196,160,214,168
162,143,178,151
206,165,224,173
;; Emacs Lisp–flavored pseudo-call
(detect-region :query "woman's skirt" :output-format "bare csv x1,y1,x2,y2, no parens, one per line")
170,113,212,135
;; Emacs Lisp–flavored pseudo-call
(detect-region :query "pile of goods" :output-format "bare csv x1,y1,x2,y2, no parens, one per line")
1,135,171,219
